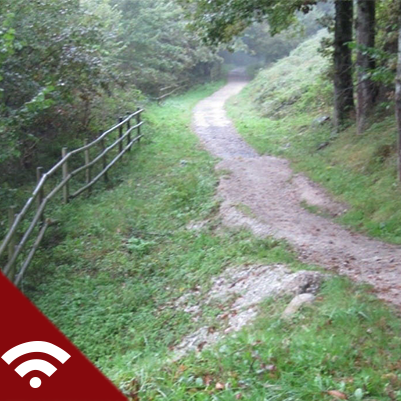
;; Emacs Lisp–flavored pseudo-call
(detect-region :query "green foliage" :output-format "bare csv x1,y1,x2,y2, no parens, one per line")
235,23,302,68
0,0,119,169
179,0,318,46
238,4,331,65
348,42,396,87
112,0,222,95
218,3,332,80
245,30,331,118
0,0,222,189
126,237,156,256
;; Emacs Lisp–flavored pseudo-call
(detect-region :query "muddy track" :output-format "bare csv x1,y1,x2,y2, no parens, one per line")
192,73,401,308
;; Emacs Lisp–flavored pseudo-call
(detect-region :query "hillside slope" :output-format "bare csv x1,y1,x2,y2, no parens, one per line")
228,31,401,244
24,82,308,387
22,78,401,400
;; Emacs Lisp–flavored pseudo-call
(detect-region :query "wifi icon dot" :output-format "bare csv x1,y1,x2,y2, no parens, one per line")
1,341,71,388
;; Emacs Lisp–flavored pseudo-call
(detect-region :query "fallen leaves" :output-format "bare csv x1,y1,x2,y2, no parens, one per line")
204,374,213,386
177,364,187,373
382,372,401,386
327,390,347,399
260,364,277,372
126,379,140,401
197,341,207,352
215,382,226,390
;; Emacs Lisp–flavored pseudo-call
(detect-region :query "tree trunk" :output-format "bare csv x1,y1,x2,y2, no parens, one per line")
333,0,354,130
395,5,401,182
356,0,376,135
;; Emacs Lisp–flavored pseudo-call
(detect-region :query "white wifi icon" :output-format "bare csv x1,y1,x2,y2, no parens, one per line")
1,341,71,388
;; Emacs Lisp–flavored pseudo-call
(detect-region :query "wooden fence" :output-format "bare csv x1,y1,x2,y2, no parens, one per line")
153,85,180,104
0,108,144,286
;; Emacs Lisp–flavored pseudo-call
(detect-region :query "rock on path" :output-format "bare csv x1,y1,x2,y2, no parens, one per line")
173,265,326,358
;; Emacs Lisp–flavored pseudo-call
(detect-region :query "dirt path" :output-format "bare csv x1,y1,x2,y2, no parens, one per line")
193,73,401,308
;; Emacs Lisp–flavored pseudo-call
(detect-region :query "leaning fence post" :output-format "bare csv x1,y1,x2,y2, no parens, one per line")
127,114,131,151
62,147,69,204
36,167,44,223
100,130,108,183
7,206,16,280
136,107,141,143
118,117,123,154
84,139,91,194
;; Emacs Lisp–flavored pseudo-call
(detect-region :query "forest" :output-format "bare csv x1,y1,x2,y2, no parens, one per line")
2,0,401,400
0,0,221,181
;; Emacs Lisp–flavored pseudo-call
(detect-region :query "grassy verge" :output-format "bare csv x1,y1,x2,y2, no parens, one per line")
227,31,401,244
22,79,401,400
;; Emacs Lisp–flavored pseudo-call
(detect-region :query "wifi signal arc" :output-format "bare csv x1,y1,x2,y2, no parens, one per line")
2,341,70,364
1,341,71,389
15,359,57,377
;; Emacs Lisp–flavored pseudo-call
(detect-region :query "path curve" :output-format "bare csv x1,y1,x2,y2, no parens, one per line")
193,73,401,308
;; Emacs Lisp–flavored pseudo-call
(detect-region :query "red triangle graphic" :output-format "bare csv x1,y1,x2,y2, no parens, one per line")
0,273,128,401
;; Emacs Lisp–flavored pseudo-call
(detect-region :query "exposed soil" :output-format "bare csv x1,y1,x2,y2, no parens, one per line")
192,71,401,308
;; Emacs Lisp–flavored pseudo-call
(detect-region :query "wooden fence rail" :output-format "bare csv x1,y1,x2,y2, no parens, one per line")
0,108,145,286
152,85,181,104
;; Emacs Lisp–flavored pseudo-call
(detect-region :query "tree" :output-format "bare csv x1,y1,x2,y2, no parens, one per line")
396,2,401,181
0,0,117,168
356,0,376,134
333,0,354,130
179,0,317,46
0,0,226,190
111,0,222,95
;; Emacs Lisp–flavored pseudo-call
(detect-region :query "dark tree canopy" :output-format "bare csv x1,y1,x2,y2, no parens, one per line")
179,0,317,45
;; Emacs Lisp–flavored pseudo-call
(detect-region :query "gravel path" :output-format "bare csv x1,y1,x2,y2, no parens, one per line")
192,72,401,308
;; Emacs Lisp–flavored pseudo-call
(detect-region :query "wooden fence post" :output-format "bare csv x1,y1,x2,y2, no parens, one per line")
7,206,16,280
0,113,146,287
127,114,131,151
136,107,141,143
118,117,123,154
36,167,44,223
100,130,108,183
84,139,91,194
62,147,69,204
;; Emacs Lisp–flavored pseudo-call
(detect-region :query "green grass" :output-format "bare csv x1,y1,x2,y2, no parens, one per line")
137,278,401,400
21,78,401,400
227,31,401,244
24,82,304,385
